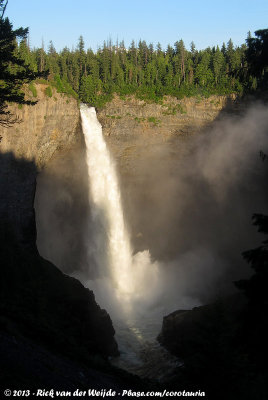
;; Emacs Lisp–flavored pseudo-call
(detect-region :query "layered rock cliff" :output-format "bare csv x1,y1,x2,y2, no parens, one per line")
0,84,81,167
96,94,237,258
98,94,236,138
0,84,81,248
0,84,119,361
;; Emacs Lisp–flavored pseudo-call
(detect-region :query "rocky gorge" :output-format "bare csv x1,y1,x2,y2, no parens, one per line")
1,84,258,394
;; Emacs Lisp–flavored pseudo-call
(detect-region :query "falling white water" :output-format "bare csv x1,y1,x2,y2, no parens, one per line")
79,104,194,379
80,104,134,295
80,104,160,306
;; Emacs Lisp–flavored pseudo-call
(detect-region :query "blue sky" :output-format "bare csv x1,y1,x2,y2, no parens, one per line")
5,0,268,52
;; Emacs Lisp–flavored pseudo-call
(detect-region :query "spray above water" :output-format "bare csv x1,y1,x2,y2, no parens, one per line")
80,105,179,379
80,104,159,306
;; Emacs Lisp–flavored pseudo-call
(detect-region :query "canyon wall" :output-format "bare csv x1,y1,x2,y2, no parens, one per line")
0,88,237,359
98,94,237,176
0,84,81,167
0,85,81,247
98,94,236,138
0,85,118,359
97,94,237,258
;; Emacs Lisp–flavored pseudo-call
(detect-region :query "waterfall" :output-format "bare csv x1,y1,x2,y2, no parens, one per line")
79,104,190,379
80,104,134,294
80,104,159,304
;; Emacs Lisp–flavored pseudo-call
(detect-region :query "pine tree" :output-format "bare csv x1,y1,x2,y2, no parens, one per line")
47,40,59,74
195,51,213,87
213,46,224,84
246,29,268,79
77,35,86,78
35,39,46,73
0,0,46,126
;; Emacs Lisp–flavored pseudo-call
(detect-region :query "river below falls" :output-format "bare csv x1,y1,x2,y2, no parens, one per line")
110,315,182,382
82,276,183,382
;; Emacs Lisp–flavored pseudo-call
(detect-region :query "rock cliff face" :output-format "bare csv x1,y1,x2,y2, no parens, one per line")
0,85,81,247
96,94,237,258
98,94,236,138
0,85,118,359
0,84,81,168
98,94,237,182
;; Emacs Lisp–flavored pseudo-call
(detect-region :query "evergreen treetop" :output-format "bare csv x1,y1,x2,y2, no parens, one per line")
0,0,47,126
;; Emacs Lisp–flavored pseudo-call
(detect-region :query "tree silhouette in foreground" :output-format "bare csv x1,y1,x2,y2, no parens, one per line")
235,212,268,366
246,29,268,90
0,0,46,126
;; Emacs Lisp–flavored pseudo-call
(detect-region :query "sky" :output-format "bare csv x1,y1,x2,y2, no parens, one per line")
5,0,268,52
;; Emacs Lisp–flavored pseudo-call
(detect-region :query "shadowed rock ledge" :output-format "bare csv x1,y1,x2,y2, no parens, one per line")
157,294,246,359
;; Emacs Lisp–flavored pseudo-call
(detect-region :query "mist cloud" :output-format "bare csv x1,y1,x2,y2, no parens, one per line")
35,103,268,310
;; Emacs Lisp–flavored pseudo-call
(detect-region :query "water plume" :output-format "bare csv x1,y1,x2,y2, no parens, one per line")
80,104,160,311
79,106,173,377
